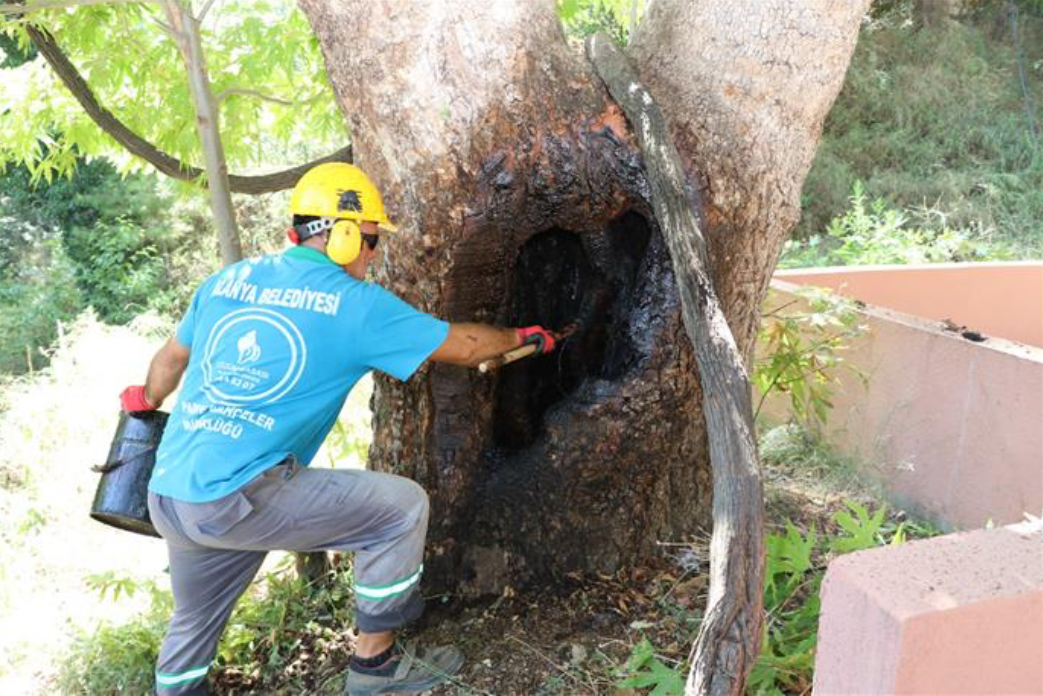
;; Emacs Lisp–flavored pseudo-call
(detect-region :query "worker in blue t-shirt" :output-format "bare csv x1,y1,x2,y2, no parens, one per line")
118,163,559,696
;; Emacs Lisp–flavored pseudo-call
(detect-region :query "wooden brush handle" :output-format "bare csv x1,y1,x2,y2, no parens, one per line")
477,342,540,373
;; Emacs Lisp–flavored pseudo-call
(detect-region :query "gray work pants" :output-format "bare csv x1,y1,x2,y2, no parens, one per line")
146,458,429,695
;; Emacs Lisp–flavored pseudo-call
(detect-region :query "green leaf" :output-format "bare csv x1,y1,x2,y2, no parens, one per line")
557,0,581,22
768,522,817,578
830,501,887,553
0,1,343,180
617,639,684,696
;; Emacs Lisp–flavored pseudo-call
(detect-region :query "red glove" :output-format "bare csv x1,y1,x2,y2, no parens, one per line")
516,325,556,355
120,385,156,412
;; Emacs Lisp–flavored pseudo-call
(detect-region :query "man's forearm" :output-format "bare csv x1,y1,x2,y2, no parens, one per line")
144,338,191,407
430,323,520,367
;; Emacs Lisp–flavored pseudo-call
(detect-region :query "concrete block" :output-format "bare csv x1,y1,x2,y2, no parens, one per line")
814,520,1043,695
764,266,1043,529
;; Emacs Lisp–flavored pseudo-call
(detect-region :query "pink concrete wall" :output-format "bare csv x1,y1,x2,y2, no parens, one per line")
763,279,1043,529
777,262,1043,348
814,520,1043,695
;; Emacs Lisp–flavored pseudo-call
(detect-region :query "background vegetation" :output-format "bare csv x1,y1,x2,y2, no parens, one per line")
0,0,338,374
0,1,340,182
788,0,1042,265
0,0,1037,694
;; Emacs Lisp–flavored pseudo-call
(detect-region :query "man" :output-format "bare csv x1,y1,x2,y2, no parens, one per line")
120,162,558,696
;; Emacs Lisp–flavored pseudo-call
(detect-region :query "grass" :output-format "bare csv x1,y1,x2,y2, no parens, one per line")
797,4,1043,259
759,422,877,499
56,579,172,696
0,312,173,694
0,310,374,695
57,557,360,695
781,181,1021,267
602,422,942,696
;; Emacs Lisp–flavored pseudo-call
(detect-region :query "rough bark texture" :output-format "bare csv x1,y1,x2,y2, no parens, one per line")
629,0,870,363
297,0,866,599
588,33,764,696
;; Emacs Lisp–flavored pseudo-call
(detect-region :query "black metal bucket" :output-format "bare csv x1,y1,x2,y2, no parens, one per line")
90,410,168,538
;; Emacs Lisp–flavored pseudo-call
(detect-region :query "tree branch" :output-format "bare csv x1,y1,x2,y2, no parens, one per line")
196,0,216,22
24,24,351,193
588,33,765,696
0,0,154,16
160,0,242,264
147,13,177,39
215,87,295,106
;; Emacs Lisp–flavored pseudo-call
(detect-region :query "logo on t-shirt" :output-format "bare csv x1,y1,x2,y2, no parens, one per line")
201,307,307,406
237,330,262,364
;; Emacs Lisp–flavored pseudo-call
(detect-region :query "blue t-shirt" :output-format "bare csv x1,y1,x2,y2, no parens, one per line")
149,246,449,502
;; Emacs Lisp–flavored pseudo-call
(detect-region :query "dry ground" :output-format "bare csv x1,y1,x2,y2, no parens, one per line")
1,314,898,695
210,472,863,696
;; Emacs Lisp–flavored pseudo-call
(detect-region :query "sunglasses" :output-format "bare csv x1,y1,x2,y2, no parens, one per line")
361,233,379,251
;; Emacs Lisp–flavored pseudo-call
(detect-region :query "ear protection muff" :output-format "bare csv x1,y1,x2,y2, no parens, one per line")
326,219,362,265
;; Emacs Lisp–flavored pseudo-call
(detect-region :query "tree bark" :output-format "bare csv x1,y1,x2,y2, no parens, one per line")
587,33,764,696
628,0,870,363
297,0,865,605
161,0,241,266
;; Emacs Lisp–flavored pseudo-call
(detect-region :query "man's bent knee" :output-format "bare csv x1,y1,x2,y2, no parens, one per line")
384,474,428,529
404,479,429,528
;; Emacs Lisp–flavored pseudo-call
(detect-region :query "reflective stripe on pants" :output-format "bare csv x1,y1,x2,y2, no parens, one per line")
147,459,429,694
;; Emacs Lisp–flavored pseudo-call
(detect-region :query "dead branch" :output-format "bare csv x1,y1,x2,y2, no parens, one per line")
587,33,765,696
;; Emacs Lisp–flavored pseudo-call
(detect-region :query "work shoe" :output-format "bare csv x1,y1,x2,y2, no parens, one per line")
344,640,464,695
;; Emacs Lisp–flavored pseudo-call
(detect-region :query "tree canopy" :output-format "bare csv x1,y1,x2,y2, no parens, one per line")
0,1,345,182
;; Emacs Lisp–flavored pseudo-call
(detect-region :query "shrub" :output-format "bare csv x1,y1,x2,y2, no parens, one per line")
56,579,171,696
0,160,190,374
754,286,868,430
747,500,940,695
55,558,356,695
216,557,355,693
783,182,1013,268
0,239,82,374
615,500,941,696
62,220,177,324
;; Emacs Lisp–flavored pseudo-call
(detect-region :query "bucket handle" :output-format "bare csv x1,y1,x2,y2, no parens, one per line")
92,446,157,474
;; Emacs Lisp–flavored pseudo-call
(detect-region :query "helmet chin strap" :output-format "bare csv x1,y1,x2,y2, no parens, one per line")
293,217,335,243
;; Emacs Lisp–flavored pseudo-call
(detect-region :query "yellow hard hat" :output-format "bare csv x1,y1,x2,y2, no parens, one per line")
289,162,397,232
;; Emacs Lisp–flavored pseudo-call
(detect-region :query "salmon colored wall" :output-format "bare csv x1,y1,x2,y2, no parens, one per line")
763,279,1043,529
776,262,1043,348
814,521,1043,695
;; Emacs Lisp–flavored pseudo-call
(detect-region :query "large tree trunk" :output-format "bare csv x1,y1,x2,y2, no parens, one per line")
297,0,866,599
628,1,870,362
587,33,767,694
